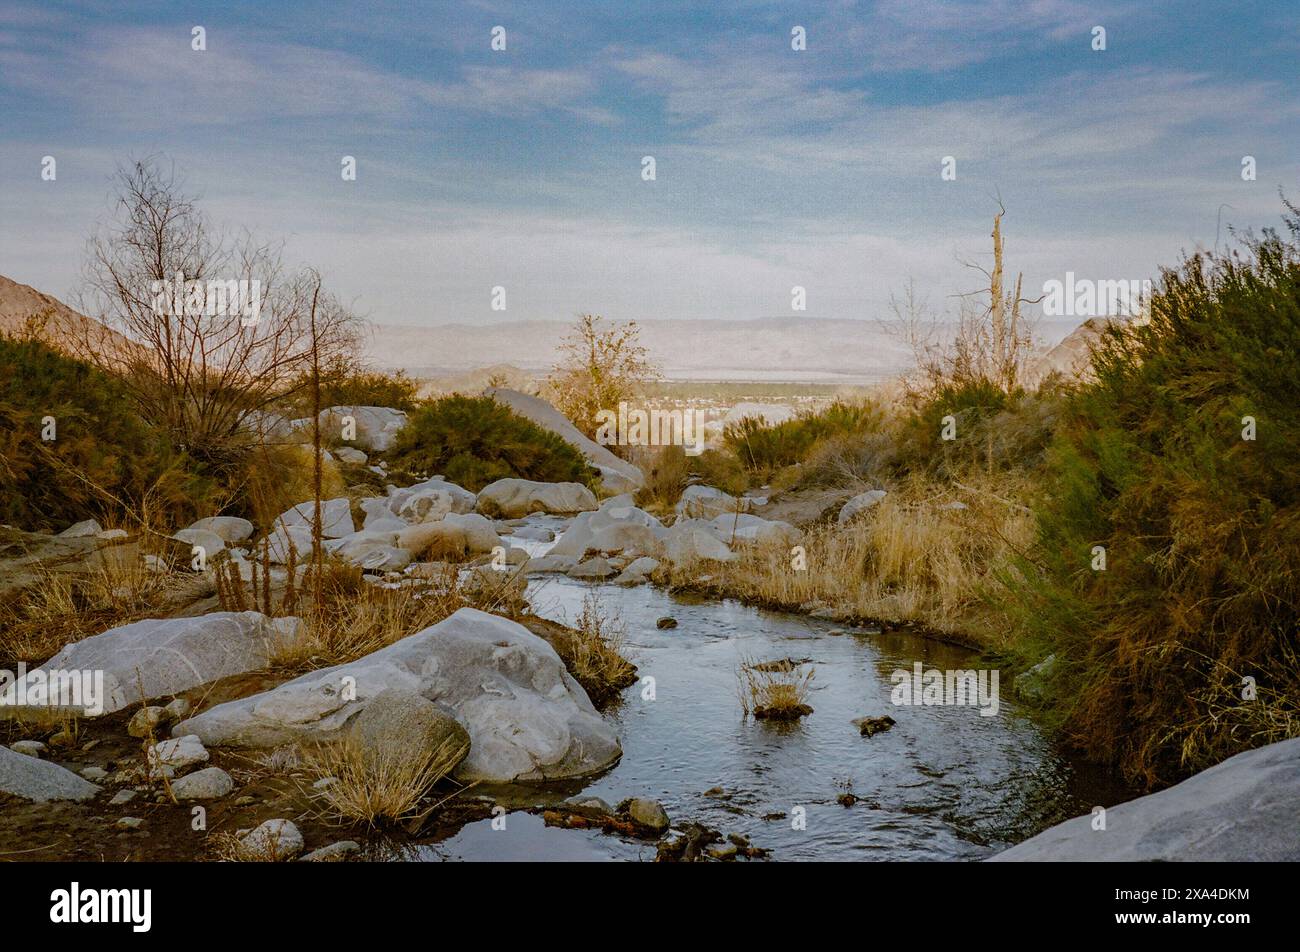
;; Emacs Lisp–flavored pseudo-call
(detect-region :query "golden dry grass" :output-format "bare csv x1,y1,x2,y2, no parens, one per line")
737,655,815,719
303,733,467,827
660,471,1035,648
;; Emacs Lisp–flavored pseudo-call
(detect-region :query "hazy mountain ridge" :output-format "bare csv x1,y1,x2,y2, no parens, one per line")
365,317,1085,382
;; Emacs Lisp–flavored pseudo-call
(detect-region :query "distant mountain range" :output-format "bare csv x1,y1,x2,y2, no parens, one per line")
1,275,1087,385
365,317,1085,383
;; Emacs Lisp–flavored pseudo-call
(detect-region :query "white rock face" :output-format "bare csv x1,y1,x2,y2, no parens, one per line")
397,513,504,558
991,738,1300,861
0,745,101,802
837,489,888,525
277,497,355,539
548,499,665,559
334,446,368,465
58,519,103,538
676,485,746,520
148,734,209,774
172,527,226,557
240,819,305,860
704,513,799,548
173,608,621,783
475,478,598,519
318,405,408,454
486,388,643,489
325,530,411,571
264,524,313,564
386,477,477,518
171,765,234,800
0,612,303,716
663,521,736,564
186,516,255,543
613,556,660,585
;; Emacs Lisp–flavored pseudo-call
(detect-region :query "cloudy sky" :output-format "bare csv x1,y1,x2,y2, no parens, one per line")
1,0,1296,326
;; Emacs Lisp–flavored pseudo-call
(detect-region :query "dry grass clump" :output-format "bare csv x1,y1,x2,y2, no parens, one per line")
303,733,467,827
268,559,530,670
738,655,815,720
560,594,637,706
660,472,1033,648
631,444,690,512
0,557,186,663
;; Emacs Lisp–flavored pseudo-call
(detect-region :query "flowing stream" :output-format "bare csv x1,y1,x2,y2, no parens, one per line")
411,516,1132,862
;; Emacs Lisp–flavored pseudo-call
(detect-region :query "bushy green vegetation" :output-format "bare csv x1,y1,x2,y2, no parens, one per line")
1008,205,1300,788
387,394,593,491
0,335,213,530
285,354,420,415
723,400,884,478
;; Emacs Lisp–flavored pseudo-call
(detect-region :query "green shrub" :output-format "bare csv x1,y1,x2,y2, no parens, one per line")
386,394,593,491
283,355,420,415
723,401,884,477
1007,202,1300,788
0,335,213,530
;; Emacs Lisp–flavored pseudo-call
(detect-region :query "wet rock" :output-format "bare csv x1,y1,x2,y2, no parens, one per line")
0,745,100,802
568,556,617,580
621,797,670,836
1013,654,1059,703
239,819,304,860
9,740,46,758
522,554,577,574
853,715,896,738
171,766,234,800
561,795,614,818
80,766,108,781
109,789,137,806
656,617,678,630
614,556,660,585
117,817,144,831
510,525,555,542
706,842,739,860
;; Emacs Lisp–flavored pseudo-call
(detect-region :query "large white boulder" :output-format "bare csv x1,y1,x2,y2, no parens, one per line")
837,489,888,525
663,520,736,564
676,485,746,520
990,738,1300,861
486,388,643,489
0,613,304,717
386,476,476,522
704,513,799,548
186,516,255,543
277,498,355,539
397,512,504,559
475,478,598,518
549,508,664,560
318,406,408,454
172,608,621,783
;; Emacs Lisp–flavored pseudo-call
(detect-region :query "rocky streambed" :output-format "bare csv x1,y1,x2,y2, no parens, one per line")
0,487,1159,863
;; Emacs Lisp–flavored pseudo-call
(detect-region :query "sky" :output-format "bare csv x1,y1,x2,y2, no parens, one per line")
1,0,1297,326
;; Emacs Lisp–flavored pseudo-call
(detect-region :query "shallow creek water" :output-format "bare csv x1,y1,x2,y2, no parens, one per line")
411,515,1133,862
